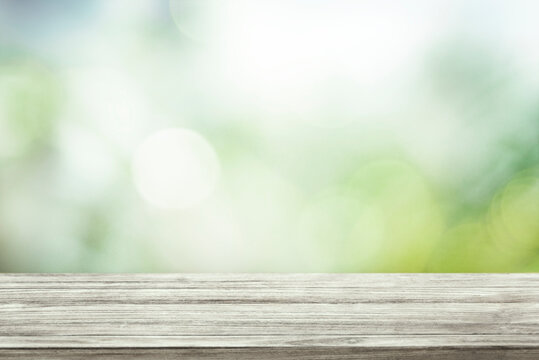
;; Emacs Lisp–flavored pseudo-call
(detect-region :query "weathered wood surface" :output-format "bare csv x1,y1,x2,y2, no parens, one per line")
0,274,538,359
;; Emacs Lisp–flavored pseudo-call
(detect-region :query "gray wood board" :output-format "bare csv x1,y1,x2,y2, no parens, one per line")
1,274,538,359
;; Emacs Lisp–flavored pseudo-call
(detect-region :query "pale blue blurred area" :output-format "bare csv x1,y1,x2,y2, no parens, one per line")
0,0,538,272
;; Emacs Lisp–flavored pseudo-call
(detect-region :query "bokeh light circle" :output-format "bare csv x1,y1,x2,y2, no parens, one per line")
169,0,223,41
488,171,539,256
133,128,219,210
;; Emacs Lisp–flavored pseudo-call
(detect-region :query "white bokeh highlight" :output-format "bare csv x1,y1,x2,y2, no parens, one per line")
133,128,219,210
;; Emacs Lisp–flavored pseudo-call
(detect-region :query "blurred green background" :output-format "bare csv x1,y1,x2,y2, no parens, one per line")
0,0,538,272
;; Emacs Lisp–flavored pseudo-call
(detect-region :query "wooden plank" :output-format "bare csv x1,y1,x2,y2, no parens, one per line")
0,274,538,359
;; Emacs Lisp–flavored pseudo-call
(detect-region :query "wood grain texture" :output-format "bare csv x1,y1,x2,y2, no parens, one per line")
0,274,538,359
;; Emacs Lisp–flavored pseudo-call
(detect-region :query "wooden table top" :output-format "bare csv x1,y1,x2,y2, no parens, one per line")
1,274,538,359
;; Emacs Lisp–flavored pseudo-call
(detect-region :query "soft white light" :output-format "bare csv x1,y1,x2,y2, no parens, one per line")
63,67,151,154
132,128,219,209
171,0,446,127
57,124,118,202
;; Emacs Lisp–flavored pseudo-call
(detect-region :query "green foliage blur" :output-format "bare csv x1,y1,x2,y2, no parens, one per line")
0,0,538,272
